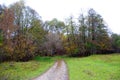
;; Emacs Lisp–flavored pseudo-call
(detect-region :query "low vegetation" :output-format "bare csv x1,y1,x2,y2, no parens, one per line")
0,53,120,80
67,53,120,80
0,61,53,80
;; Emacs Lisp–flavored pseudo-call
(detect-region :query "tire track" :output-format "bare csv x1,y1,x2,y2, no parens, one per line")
33,60,69,80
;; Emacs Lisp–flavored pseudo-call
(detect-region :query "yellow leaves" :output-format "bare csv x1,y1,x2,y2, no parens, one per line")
0,13,4,22
4,45,14,57
0,43,3,46
64,42,77,54
98,42,108,50
1,34,36,61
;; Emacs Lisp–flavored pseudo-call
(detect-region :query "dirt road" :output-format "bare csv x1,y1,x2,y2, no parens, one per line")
33,60,69,80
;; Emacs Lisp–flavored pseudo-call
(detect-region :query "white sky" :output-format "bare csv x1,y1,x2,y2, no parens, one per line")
0,0,120,34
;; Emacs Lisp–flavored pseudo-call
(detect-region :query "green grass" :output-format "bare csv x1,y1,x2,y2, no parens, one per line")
66,54,120,80
0,53,120,80
0,58,53,80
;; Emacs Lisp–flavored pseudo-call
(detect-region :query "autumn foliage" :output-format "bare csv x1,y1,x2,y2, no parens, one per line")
0,1,119,62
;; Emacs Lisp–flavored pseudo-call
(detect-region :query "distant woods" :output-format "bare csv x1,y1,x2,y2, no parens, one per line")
0,1,120,62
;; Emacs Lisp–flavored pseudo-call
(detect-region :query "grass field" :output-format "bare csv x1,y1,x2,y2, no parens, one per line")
67,54,120,80
0,57,54,80
0,53,120,80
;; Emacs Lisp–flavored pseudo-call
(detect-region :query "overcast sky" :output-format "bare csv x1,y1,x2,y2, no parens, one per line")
0,0,120,34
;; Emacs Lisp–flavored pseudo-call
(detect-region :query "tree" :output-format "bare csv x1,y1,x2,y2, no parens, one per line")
111,33,120,52
78,14,87,43
28,18,47,55
0,1,42,61
44,18,65,34
43,19,65,55
10,0,41,34
6,1,43,61
0,7,17,60
42,32,63,56
78,13,88,55
86,8,111,54
12,34,35,61
64,16,80,55
9,0,25,34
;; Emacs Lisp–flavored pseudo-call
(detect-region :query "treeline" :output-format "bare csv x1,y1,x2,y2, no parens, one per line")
0,1,120,62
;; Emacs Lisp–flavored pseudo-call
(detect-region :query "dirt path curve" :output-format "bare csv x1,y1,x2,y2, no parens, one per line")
33,60,69,80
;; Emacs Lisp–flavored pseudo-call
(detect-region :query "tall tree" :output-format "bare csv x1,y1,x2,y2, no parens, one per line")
44,18,65,34
10,0,41,34
86,8,111,53
64,16,79,55
0,7,17,59
43,19,65,55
